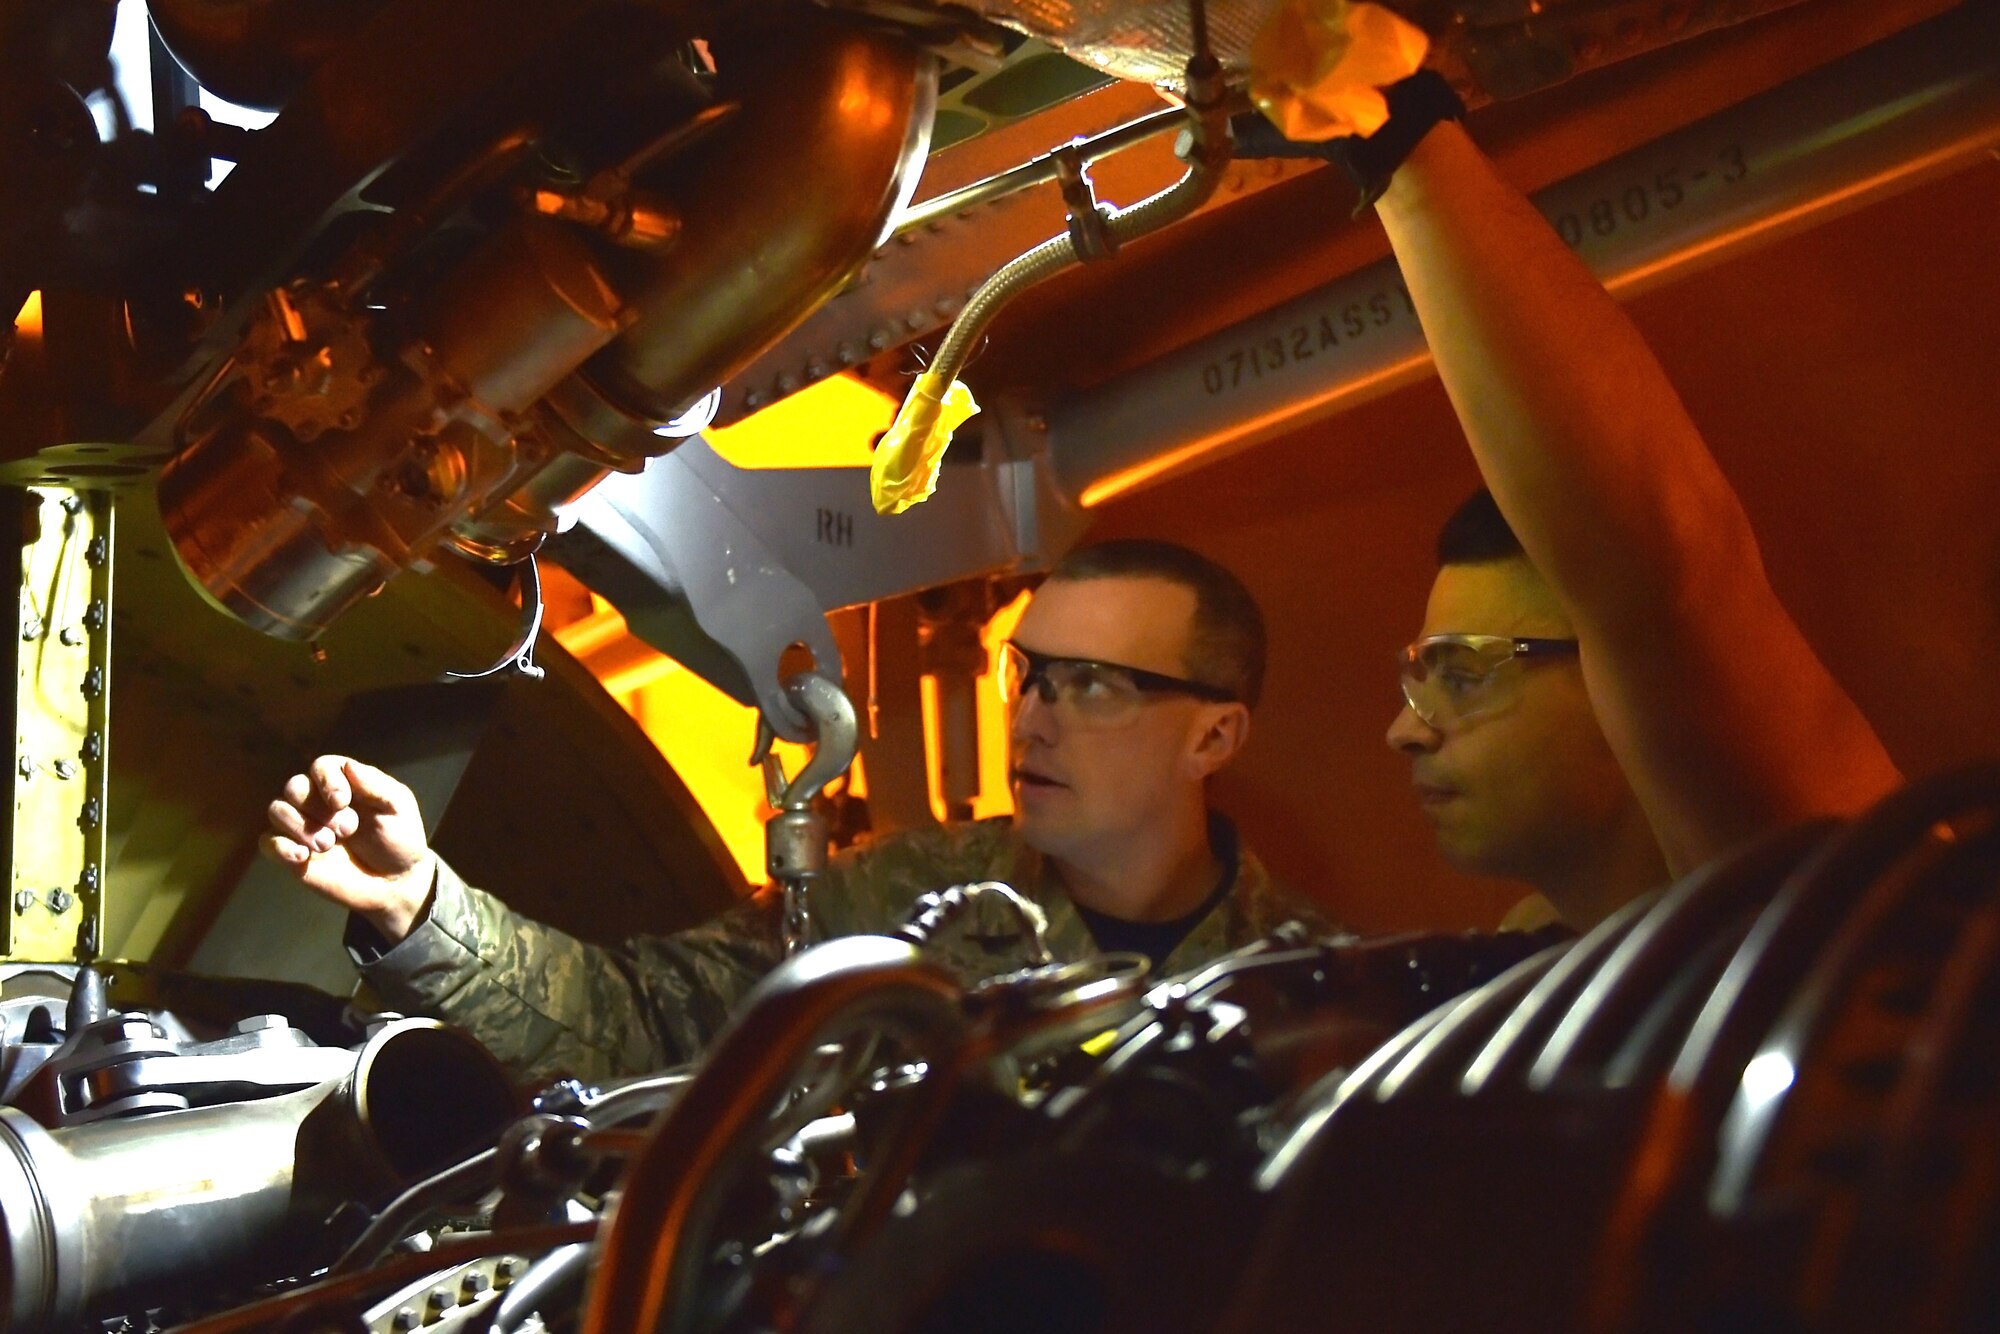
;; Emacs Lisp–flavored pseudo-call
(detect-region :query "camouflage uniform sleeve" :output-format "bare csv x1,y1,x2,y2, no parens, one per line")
354,857,786,1084
1235,850,1351,941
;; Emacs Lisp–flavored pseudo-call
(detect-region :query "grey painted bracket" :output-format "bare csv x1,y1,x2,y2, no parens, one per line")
551,431,1087,743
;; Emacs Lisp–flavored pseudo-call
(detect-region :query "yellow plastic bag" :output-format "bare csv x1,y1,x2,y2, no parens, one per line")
1249,0,1430,142
869,369,980,515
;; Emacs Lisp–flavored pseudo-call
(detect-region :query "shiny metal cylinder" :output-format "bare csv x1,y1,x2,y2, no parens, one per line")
156,416,395,638
457,18,934,555
449,443,613,561
0,1019,514,1331
424,217,627,423
576,10,936,436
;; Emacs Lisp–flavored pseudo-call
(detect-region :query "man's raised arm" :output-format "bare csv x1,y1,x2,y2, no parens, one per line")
1374,118,1900,873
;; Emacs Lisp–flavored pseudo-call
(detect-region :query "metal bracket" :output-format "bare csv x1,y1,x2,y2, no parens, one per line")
1053,145,1118,263
549,448,848,742
5,489,113,963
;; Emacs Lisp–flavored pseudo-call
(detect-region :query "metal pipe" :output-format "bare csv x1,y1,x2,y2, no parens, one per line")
1042,3,2000,508
0,1019,513,1330
578,936,965,1334
891,106,1188,236
574,12,937,436
916,50,1233,402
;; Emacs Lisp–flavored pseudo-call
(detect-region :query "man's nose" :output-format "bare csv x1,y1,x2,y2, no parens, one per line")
1386,701,1443,756
1010,687,1058,745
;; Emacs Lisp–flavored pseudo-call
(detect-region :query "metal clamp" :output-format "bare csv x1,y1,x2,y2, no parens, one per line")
1053,146,1118,263
751,673,860,956
443,555,547,683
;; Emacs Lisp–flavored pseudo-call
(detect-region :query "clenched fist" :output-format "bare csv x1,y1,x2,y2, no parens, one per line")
263,755,436,944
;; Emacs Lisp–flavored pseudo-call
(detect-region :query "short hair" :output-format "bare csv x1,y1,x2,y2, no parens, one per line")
1047,539,1267,708
1436,488,1525,565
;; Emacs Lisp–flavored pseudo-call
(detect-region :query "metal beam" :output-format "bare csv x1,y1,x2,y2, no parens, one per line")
3,489,113,963
550,434,1085,741
1024,2,2000,507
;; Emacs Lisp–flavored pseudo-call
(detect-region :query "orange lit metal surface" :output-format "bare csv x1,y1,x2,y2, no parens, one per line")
555,591,1024,883
704,373,895,469
13,290,41,338
1076,349,1433,506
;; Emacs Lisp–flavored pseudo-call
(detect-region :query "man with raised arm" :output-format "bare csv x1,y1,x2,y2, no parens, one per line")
1349,81,1902,928
264,541,1329,1082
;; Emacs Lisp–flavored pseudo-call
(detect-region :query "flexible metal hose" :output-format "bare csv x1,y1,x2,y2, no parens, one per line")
923,51,1233,388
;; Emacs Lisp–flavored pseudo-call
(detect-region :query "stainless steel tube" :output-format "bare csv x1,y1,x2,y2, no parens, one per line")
0,1019,513,1331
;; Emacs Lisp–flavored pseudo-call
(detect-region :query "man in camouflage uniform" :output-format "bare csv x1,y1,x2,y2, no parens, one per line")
265,541,1330,1083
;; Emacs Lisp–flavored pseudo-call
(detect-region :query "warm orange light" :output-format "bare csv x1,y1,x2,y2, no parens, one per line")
973,591,1029,819
917,590,1030,821
554,586,1028,885
705,373,894,470
13,290,42,339
553,599,821,883
1076,349,1434,507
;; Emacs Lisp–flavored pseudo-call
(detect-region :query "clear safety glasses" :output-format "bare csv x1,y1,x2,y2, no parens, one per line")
1398,633,1580,729
1000,642,1237,729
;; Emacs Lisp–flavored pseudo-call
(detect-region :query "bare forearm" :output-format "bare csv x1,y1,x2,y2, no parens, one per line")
1376,121,1757,627
1375,119,1900,864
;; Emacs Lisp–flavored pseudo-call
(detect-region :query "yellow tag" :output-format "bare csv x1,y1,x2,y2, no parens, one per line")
1248,0,1430,142
869,370,980,515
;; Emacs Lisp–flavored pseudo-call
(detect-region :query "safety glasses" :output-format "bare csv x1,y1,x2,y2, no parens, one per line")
1398,634,1579,728
1001,642,1236,729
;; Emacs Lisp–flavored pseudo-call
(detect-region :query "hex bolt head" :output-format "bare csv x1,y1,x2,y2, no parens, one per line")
461,1271,492,1300
114,1014,163,1042
232,1013,289,1035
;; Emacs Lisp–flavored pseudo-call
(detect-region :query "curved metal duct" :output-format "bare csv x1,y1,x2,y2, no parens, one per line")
455,11,939,558
0,1019,515,1331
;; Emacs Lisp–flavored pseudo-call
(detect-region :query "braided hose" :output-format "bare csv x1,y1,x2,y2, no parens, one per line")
926,56,1234,384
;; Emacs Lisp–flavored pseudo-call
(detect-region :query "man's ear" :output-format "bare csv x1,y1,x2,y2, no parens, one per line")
1185,703,1251,780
